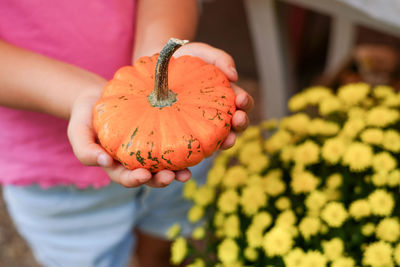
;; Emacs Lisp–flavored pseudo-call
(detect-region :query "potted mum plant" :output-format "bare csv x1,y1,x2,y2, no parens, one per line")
168,83,400,267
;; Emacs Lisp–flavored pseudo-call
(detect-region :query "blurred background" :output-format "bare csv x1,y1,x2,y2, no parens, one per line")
1,0,400,265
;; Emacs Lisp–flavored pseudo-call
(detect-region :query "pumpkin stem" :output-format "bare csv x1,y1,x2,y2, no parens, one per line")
148,38,189,108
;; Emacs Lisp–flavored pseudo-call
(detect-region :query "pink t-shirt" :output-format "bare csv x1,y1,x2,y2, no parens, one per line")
0,0,136,188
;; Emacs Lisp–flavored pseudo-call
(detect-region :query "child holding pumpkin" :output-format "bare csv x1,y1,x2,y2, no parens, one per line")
0,0,253,266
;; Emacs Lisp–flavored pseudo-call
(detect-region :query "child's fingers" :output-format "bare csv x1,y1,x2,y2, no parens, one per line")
146,170,176,188
175,169,192,182
103,165,152,188
175,43,238,81
232,84,254,112
220,132,236,150
231,110,250,133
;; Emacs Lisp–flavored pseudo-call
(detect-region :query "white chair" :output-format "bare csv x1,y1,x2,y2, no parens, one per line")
244,0,400,119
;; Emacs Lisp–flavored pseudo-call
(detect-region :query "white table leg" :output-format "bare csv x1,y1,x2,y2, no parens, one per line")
244,0,289,119
325,16,356,75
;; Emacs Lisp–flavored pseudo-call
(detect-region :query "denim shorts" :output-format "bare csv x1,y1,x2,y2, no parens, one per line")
2,158,212,267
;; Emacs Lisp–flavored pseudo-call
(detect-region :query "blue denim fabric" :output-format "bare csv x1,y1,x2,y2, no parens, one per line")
2,157,212,267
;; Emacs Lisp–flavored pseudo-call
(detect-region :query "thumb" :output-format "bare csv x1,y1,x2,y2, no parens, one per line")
67,100,113,167
68,120,113,167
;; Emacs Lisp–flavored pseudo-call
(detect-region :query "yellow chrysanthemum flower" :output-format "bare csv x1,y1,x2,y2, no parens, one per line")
373,85,395,99
302,250,328,267
276,210,297,227
222,166,248,188
280,113,311,135
263,227,293,257
382,129,400,152
213,153,230,167
240,126,262,141
246,224,264,247
244,247,258,261
366,106,399,127
191,226,205,240
238,141,262,164
265,168,283,179
240,185,267,216
305,190,327,214
292,163,306,174
193,185,215,207
170,237,187,265
217,189,239,214
342,142,373,172
245,174,263,187
348,106,366,119
291,170,320,194
322,238,344,261
275,196,291,211
262,170,286,197
183,179,197,200
376,218,400,243
321,202,348,227
187,258,205,267
362,223,375,236
265,129,293,154
218,238,239,264
382,94,400,107
280,145,295,163
326,173,343,189
371,172,388,187
299,216,321,240
260,119,279,130
322,138,346,164
247,154,270,174
188,205,204,223
340,118,366,139
223,214,240,238
319,96,342,116
166,223,181,240
362,241,393,267
338,83,370,105
349,199,371,220
308,119,340,136
288,92,308,111
252,211,272,230
207,165,225,187
331,257,355,267
360,128,384,145
368,189,395,216
293,140,320,165
284,248,305,267
372,152,397,173
394,243,400,266
387,170,400,187
304,86,334,104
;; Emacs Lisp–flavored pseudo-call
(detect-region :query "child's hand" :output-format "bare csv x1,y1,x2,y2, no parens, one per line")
68,90,191,188
174,42,254,149
68,43,252,189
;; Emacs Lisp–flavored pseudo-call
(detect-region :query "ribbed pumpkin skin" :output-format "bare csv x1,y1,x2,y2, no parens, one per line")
93,54,236,171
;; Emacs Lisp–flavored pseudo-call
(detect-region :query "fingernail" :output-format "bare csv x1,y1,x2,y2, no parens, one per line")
97,153,110,167
242,94,249,107
230,66,238,78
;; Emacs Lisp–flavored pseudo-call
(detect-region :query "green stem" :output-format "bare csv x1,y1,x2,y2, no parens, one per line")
147,38,188,108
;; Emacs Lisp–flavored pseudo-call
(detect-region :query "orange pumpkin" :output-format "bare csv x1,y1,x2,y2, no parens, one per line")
93,38,236,171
